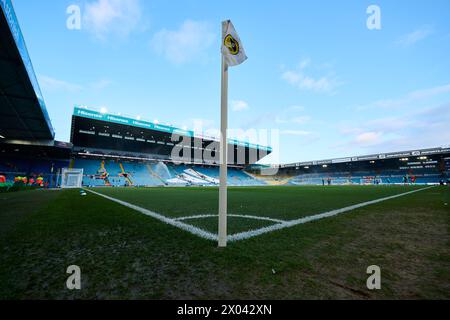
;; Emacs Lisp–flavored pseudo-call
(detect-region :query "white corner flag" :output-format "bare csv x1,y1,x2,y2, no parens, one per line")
221,20,248,67
219,20,247,248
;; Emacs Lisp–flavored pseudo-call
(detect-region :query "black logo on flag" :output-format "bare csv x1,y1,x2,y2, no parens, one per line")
224,34,240,55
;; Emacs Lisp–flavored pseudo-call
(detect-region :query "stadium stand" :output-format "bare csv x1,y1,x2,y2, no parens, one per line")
1,1,449,190
0,154,69,186
71,158,265,187
0,0,71,189
259,149,450,186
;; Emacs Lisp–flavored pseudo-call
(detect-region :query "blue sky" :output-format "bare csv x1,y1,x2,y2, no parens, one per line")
12,0,450,163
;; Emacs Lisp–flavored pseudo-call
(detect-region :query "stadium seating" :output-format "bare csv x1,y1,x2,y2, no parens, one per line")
71,159,266,187
122,162,165,186
228,168,266,186
0,157,69,187
3,156,444,188
288,170,443,186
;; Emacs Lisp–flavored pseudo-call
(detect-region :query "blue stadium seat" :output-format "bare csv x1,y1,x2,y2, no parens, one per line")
71,159,266,187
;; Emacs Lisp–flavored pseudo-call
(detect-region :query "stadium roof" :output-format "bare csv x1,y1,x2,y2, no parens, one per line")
0,0,54,141
281,147,450,168
73,106,273,152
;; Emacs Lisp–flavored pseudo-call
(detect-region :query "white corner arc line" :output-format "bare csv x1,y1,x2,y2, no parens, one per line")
175,214,286,224
227,186,434,242
85,186,433,243
85,189,218,241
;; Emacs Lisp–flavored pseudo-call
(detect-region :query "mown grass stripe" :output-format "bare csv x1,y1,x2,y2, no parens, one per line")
85,189,218,241
228,186,434,241
86,186,433,243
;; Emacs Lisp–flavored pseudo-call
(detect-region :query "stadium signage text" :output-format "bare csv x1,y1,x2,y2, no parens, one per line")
77,109,103,120
107,115,129,125
332,158,352,164
282,147,449,168
73,106,272,152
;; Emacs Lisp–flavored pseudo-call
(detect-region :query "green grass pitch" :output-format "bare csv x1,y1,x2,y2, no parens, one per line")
0,185,449,299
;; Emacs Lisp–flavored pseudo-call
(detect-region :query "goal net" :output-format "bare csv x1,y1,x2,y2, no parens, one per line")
360,177,382,185
60,168,84,189
331,178,352,185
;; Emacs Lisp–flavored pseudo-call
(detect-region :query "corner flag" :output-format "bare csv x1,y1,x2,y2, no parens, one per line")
221,20,248,67
218,20,247,248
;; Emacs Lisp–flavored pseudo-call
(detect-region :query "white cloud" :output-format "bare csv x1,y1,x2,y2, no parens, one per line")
357,83,450,110
365,117,413,132
240,113,274,129
339,102,450,153
151,20,216,64
281,59,341,94
84,0,143,40
354,132,383,146
409,84,450,99
275,117,288,124
397,26,434,46
291,116,311,125
89,79,112,90
39,75,111,93
39,75,83,92
277,116,311,125
275,106,311,125
238,105,311,129
282,71,338,93
288,105,306,112
280,130,312,136
338,117,412,136
298,58,311,69
231,100,249,112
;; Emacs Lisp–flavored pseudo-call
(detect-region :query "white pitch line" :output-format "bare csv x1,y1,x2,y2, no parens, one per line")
85,186,433,243
175,214,286,224
227,186,434,242
85,189,218,241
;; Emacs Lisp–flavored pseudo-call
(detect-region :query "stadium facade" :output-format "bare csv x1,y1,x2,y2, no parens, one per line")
0,0,54,141
71,106,272,166
249,147,450,186
1,0,449,189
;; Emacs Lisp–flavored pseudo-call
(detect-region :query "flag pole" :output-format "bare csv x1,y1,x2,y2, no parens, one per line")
218,23,229,248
